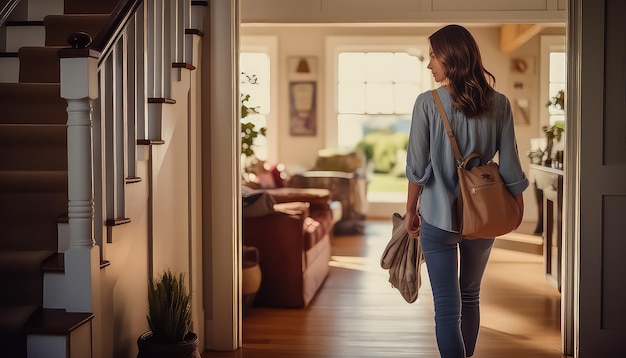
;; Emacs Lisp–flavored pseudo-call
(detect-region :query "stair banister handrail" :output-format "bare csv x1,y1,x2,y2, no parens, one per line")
0,0,21,28
57,0,144,250
90,0,144,62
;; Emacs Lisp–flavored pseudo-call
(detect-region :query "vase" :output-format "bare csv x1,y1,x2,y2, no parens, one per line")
242,245,262,316
137,331,201,358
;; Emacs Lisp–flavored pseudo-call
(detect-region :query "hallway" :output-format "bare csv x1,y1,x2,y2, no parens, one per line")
203,220,564,357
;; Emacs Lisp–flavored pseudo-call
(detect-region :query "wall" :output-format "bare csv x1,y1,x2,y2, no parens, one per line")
97,67,200,358
240,24,565,222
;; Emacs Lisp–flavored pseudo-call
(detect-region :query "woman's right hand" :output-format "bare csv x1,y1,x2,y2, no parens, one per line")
406,211,421,238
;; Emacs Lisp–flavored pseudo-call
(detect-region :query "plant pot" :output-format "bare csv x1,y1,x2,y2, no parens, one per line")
137,331,201,358
242,246,262,316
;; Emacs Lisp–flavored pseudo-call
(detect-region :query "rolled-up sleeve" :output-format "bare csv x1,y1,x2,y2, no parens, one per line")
406,94,432,185
497,97,529,196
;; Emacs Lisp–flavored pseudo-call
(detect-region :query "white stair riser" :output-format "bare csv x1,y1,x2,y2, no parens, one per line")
27,321,92,358
27,335,67,358
58,222,70,252
5,26,45,52
43,272,66,309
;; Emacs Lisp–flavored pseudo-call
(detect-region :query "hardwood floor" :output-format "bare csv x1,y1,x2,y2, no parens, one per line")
202,220,567,358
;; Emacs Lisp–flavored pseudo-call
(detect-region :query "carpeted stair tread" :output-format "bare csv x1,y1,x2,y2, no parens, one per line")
0,305,39,358
0,83,66,124
0,191,67,221
0,305,39,334
0,170,67,193
44,14,110,47
0,250,54,306
0,250,56,278
0,191,67,252
18,46,66,83
0,124,67,171
0,225,61,252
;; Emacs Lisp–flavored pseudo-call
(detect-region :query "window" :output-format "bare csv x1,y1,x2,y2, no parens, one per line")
548,52,566,126
326,38,431,198
540,36,566,130
240,52,270,161
240,36,278,163
337,51,426,149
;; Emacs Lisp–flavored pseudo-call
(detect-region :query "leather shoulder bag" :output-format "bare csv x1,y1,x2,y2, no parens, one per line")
432,89,521,239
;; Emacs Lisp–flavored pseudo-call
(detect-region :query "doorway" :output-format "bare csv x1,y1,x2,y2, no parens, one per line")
237,23,569,357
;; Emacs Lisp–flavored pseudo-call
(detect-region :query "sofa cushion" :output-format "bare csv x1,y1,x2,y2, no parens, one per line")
274,201,309,217
242,186,276,217
265,187,330,208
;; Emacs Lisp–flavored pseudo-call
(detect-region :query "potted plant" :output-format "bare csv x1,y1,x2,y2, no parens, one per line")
137,269,200,358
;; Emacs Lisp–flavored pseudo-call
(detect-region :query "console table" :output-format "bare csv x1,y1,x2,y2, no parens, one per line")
528,164,563,291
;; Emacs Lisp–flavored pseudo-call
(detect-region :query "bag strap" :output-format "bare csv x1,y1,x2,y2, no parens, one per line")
432,89,462,167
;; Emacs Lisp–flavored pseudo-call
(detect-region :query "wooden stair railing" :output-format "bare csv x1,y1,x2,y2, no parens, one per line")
0,0,22,28
0,0,204,355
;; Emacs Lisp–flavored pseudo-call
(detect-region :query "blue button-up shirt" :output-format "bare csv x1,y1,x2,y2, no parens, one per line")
406,87,529,232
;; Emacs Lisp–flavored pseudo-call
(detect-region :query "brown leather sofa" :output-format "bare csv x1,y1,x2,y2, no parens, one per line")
242,187,334,308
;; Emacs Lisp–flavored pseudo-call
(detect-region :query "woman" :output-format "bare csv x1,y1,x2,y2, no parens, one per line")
405,25,528,358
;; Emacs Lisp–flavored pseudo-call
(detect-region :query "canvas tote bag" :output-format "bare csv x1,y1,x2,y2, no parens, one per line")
432,90,521,239
380,212,424,303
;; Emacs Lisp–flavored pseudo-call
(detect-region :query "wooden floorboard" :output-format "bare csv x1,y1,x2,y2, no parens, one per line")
203,220,566,358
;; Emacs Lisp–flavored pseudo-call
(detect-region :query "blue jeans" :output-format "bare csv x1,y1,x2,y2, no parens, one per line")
420,219,494,358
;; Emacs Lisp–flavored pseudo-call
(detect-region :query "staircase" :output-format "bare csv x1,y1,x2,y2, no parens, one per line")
0,2,114,356
0,0,204,356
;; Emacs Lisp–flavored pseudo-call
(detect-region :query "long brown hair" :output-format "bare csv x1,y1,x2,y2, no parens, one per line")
429,25,496,117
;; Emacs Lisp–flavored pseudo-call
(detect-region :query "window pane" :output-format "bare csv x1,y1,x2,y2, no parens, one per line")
337,114,367,149
338,53,366,82
240,53,270,114
366,52,394,83
366,83,394,114
394,83,420,113
393,53,421,83
338,83,366,113
549,52,566,83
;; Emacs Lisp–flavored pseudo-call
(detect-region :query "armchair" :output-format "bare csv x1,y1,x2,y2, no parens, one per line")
288,149,368,234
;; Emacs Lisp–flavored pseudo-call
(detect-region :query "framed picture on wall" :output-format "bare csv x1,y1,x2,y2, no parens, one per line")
289,81,317,136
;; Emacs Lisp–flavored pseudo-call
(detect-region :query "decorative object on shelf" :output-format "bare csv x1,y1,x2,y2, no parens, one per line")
546,89,565,110
137,269,200,358
241,72,267,161
527,148,544,165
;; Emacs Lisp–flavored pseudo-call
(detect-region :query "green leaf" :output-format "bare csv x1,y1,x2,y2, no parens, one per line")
146,269,192,344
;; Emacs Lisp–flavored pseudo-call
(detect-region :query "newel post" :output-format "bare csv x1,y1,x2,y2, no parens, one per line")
59,33,102,314
59,33,99,248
